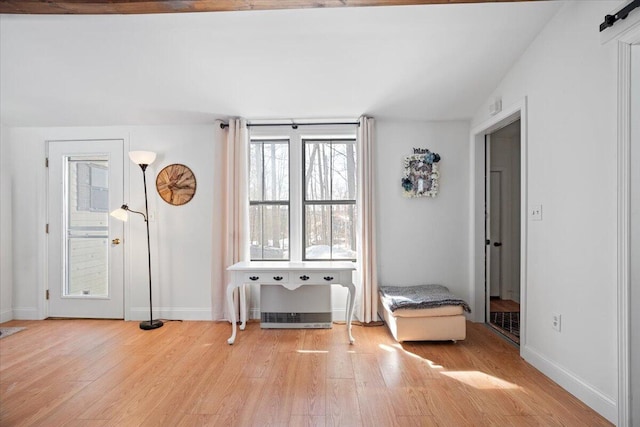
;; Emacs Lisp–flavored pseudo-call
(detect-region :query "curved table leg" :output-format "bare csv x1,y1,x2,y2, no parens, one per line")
227,283,238,344
345,282,356,344
240,284,247,331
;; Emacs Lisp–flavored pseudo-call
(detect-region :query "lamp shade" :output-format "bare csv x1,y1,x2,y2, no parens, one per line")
110,207,129,222
129,151,157,166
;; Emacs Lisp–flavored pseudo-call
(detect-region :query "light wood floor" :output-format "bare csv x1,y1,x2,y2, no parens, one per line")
489,298,520,313
0,319,611,426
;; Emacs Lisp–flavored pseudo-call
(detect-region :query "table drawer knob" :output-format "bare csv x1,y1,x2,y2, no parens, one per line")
249,276,259,281
273,276,283,281
300,275,309,281
323,276,334,281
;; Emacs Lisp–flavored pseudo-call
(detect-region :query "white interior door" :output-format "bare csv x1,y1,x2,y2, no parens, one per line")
48,140,124,318
484,136,492,320
489,170,503,298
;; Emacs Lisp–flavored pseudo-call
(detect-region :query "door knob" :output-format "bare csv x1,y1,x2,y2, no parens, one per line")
493,242,502,247
111,238,121,245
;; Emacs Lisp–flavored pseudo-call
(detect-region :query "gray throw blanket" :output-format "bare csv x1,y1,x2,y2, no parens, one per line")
380,284,471,313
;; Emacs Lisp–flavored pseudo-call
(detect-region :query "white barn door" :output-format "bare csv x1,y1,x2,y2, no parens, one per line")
630,43,640,427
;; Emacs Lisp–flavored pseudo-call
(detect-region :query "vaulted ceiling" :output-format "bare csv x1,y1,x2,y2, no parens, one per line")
0,0,563,126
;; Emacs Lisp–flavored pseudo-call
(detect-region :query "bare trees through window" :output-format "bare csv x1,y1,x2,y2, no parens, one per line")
249,140,289,260
248,130,357,262
304,139,357,260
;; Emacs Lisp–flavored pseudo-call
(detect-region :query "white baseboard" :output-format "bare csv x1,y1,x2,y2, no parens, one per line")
12,307,40,320
521,345,617,424
129,307,213,321
0,308,13,323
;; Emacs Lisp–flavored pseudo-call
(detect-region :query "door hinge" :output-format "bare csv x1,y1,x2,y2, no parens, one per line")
45,157,49,168
46,223,49,234
46,289,50,300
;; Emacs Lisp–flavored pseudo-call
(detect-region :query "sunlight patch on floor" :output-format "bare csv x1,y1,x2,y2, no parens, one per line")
440,371,520,390
378,341,518,390
379,343,446,370
378,344,397,353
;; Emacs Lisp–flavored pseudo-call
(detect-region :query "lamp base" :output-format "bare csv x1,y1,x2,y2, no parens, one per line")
139,319,164,330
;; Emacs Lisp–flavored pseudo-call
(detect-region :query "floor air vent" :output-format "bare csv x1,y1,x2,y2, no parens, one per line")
260,312,332,329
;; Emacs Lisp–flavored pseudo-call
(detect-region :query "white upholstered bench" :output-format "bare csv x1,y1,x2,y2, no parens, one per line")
378,285,470,343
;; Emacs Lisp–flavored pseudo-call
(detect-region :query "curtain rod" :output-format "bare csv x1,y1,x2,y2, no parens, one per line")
219,121,360,129
600,0,640,31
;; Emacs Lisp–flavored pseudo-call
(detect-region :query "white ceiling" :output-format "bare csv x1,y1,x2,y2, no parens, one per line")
0,2,563,127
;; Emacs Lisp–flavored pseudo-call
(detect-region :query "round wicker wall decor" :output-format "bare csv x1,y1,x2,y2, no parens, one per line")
156,163,196,206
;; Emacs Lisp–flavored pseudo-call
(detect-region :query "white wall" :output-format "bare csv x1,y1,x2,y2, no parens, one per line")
0,126,14,322
3,127,48,319
375,120,470,300
472,2,618,422
126,126,215,321
2,125,216,321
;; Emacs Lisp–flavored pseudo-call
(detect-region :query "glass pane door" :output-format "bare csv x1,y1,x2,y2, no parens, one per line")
48,139,124,319
65,157,109,298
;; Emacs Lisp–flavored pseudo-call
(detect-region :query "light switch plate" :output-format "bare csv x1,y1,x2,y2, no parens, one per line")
530,205,542,221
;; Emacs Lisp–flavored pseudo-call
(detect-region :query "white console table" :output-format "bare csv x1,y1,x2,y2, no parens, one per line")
226,261,356,345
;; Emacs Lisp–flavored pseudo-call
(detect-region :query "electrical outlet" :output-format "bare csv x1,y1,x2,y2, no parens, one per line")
552,313,561,332
530,205,542,221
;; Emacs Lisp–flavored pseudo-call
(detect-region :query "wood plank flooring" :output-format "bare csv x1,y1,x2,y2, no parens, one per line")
0,319,611,426
489,298,520,313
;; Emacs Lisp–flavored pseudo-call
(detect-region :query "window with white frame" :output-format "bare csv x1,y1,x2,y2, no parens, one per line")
249,125,357,261
249,138,290,260
303,139,356,260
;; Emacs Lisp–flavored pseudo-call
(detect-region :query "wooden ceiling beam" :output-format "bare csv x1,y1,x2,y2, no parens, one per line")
0,0,548,15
